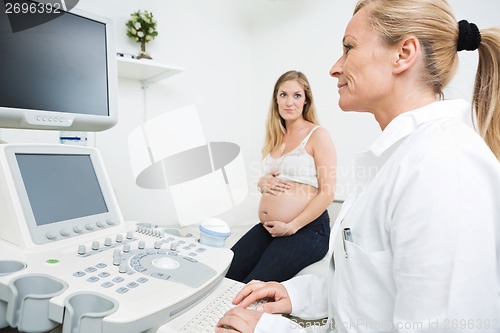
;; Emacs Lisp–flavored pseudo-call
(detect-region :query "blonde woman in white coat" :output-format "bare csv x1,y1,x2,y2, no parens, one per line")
216,0,500,332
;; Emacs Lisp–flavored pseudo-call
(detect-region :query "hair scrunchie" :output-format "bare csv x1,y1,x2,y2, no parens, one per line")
457,20,481,52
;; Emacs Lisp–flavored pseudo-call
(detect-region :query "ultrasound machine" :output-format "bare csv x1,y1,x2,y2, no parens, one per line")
0,2,238,332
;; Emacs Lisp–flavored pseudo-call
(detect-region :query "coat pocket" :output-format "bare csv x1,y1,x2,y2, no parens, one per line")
336,241,396,332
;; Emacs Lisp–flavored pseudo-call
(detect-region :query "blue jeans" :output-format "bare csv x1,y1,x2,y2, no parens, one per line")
226,210,330,283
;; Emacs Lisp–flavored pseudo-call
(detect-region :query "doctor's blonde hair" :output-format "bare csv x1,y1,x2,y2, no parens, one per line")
262,70,319,158
355,0,500,159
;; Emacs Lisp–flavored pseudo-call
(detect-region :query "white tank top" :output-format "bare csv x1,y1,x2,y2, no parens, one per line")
261,126,319,188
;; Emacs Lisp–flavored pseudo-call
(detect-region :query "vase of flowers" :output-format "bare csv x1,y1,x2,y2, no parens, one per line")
126,10,158,60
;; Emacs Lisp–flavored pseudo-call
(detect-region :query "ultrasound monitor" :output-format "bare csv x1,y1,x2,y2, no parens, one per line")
0,1,118,131
0,144,123,248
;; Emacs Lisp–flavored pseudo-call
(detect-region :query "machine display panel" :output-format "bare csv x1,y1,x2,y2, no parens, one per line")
15,153,108,226
0,144,122,246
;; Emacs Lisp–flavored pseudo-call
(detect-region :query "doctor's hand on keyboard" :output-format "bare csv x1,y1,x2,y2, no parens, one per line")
179,280,267,333
215,280,292,333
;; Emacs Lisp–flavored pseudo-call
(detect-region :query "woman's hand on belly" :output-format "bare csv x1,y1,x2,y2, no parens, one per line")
258,173,291,195
262,220,297,237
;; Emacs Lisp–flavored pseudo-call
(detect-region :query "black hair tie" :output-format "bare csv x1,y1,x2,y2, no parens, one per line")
457,20,481,52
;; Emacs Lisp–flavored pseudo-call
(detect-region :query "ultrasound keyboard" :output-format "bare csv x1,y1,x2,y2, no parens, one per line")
179,279,244,332
158,278,269,333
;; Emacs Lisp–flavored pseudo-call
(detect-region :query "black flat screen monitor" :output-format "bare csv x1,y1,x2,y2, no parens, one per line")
0,1,118,131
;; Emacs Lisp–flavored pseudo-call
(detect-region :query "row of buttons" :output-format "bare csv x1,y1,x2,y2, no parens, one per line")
35,115,66,123
46,218,119,241
73,262,149,294
162,238,207,253
77,232,209,260
77,232,136,256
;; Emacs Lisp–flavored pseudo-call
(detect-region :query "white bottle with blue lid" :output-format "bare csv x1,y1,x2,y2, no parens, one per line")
199,218,230,247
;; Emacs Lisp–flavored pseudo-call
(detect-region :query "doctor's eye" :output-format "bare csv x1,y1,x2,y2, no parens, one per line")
343,44,353,54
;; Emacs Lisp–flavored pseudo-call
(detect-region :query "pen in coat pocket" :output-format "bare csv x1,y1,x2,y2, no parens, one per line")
342,228,353,258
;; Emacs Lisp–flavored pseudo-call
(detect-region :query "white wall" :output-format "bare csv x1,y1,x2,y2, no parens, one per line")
2,0,498,227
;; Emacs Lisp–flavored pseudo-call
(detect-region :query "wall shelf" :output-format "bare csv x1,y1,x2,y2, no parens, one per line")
117,57,184,85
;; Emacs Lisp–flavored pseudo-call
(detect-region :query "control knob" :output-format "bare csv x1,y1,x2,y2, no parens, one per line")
77,245,86,255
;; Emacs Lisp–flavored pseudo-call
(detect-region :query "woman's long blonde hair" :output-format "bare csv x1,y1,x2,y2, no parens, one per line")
262,70,319,157
355,0,500,159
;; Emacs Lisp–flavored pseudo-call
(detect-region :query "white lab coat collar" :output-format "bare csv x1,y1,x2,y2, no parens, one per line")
338,99,472,219
370,99,471,157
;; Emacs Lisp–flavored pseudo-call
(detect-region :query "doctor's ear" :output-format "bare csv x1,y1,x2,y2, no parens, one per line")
393,35,419,74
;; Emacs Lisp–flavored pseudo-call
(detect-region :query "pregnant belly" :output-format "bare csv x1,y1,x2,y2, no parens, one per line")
258,182,318,222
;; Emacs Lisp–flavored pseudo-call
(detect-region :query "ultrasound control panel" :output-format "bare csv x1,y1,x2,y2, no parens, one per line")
0,223,233,333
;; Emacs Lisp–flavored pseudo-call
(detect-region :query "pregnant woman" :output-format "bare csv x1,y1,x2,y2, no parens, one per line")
226,70,336,283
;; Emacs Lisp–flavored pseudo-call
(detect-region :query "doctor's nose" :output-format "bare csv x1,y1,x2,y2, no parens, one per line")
330,57,343,78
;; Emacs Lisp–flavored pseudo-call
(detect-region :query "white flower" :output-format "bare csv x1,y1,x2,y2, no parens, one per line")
126,10,158,44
